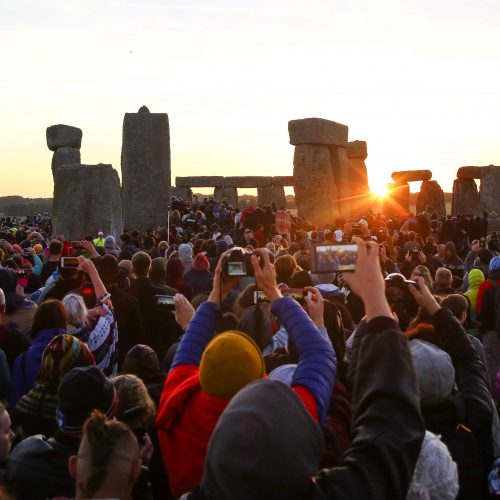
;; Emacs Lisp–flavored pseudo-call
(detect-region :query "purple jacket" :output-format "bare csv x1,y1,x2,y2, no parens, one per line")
9,327,66,409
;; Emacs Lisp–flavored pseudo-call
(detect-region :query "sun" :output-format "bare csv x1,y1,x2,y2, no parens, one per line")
370,181,388,197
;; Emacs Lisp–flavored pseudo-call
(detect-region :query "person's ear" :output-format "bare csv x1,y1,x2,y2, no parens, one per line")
68,455,78,479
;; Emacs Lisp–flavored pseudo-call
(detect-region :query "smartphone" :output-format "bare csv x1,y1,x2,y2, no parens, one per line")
254,290,270,304
60,256,79,268
72,241,84,249
156,295,175,309
282,288,311,305
311,244,357,273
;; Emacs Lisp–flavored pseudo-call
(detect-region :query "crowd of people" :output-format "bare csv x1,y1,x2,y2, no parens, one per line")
0,196,499,499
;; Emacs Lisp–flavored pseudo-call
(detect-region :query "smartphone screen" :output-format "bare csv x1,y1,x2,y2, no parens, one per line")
312,244,357,273
156,295,175,308
60,257,79,268
281,288,308,303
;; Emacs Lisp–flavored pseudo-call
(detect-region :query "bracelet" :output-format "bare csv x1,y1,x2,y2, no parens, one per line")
98,292,111,303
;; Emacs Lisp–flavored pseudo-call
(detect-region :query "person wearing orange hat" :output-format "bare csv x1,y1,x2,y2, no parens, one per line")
156,249,336,497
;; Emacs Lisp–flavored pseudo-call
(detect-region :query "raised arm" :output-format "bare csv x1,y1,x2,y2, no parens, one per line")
171,251,240,368
316,239,425,499
252,250,336,426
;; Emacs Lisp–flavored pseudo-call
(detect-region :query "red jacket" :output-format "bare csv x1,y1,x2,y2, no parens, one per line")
156,364,318,497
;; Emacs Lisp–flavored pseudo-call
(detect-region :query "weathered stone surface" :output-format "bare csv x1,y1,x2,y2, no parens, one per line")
176,176,224,188
416,180,446,218
213,187,238,207
51,147,81,171
171,187,192,201
457,166,483,179
391,170,432,183
271,176,294,186
223,176,273,188
46,124,82,151
257,186,286,208
53,164,123,240
452,178,481,215
121,108,171,230
330,146,352,219
288,118,348,147
346,141,368,160
480,166,500,215
293,145,338,225
346,158,371,218
384,182,410,217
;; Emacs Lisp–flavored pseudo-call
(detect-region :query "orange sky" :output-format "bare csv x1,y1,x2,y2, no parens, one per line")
1,0,499,198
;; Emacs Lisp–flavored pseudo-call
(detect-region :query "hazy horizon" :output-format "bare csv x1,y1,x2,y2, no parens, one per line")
1,0,499,199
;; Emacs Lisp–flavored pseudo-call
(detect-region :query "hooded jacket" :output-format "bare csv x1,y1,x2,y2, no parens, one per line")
477,268,500,331
156,298,335,497
443,242,465,279
464,269,485,313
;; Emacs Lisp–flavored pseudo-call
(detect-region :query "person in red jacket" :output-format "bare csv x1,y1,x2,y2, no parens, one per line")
155,249,336,497
476,255,500,388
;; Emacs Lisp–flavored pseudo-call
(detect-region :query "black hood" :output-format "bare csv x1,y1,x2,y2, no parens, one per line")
201,379,324,500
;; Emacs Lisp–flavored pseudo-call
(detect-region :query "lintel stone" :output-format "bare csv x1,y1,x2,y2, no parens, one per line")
346,141,368,160
223,176,273,188
176,176,225,188
288,118,348,146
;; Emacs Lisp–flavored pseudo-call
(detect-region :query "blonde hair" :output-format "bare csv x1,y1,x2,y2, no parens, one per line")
62,293,89,328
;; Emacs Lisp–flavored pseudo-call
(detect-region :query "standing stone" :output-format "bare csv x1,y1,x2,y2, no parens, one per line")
452,178,481,215
53,164,123,240
288,118,348,146
293,144,338,225
213,187,238,207
257,186,286,208
416,180,446,218
479,166,500,215
121,106,171,230
346,141,370,218
171,187,193,202
329,146,351,219
46,124,83,176
46,125,82,151
51,146,81,171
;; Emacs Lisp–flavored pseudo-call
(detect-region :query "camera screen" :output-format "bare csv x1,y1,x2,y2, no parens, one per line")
61,257,79,268
254,291,270,304
312,244,357,273
156,295,175,306
282,289,307,302
228,261,247,276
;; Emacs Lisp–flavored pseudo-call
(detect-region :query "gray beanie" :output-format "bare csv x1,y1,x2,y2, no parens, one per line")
407,431,459,499
409,340,455,406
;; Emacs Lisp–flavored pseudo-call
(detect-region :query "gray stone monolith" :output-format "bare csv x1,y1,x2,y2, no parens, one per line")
345,141,370,218
480,166,500,215
51,147,81,171
452,178,481,215
171,187,193,202
53,164,123,240
416,180,446,218
121,106,171,230
257,186,286,208
293,144,338,225
329,146,351,219
213,187,238,208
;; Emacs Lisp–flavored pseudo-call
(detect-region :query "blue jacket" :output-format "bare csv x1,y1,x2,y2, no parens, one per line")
173,297,336,425
9,327,66,409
